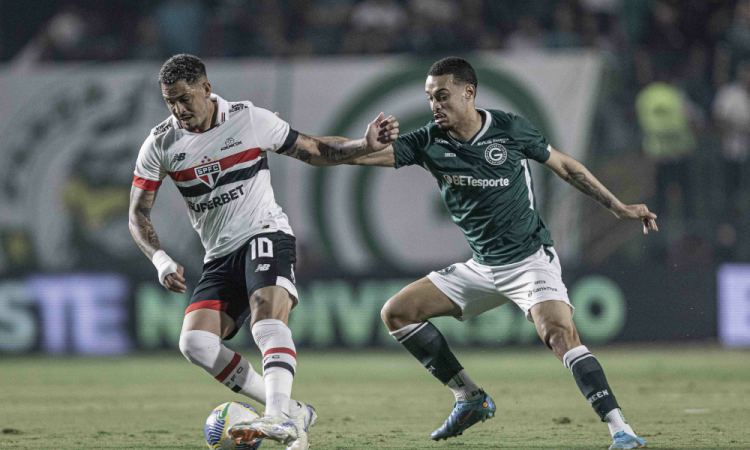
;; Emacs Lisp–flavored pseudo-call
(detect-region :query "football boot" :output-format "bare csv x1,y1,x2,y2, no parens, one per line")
430,389,496,441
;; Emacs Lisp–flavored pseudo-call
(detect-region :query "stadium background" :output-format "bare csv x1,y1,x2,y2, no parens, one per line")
2,1,750,449
1,0,748,354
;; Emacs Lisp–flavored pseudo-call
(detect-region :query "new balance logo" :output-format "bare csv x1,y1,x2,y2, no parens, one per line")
173,153,186,161
255,264,270,272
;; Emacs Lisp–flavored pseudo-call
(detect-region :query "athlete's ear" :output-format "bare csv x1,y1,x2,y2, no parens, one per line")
464,84,476,101
202,80,212,99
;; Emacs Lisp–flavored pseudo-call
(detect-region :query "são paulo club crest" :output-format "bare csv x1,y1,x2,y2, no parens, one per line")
484,143,508,166
195,156,222,188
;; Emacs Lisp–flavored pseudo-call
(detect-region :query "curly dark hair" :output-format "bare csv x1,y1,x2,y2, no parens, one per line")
158,54,207,85
427,57,478,91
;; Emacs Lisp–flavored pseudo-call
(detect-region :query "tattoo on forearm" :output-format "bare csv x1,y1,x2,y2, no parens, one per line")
134,207,161,250
296,149,312,163
564,170,613,209
129,189,161,257
282,133,367,164
319,141,366,162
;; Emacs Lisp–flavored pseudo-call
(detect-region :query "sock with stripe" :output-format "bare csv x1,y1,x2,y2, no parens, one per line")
252,319,297,418
563,345,634,437
391,321,480,401
179,330,265,402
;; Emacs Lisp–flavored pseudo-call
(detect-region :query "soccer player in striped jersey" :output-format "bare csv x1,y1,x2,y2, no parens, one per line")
347,57,655,449
128,54,399,449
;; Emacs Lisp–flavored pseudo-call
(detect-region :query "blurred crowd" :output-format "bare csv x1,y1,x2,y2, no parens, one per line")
3,0,749,266
4,0,623,61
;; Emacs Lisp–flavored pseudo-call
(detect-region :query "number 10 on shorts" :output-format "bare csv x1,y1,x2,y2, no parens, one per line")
250,237,273,260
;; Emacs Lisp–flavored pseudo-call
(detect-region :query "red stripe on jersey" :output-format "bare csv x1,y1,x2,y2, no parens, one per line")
215,352,242,382
167,147,262,182
185,300,228,315
263,347,297,359
133,175,162,191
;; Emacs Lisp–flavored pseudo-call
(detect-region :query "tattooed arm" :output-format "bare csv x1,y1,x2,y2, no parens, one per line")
128,186,161,258
544,146,658,234
346,146,396,167
128,185,186,292
278,113,399,166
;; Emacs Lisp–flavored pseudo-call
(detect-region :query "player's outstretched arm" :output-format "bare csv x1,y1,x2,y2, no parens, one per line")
543,147,658,234
345,147,396,167
128,185,186,293
278,113,399,166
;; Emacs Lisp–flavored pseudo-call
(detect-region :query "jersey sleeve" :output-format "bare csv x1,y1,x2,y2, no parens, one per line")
392,126,430,169
249,106,298,153
513,115,551,163
133,133,166,191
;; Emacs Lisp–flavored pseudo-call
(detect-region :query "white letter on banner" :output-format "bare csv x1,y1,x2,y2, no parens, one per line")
29,274,132,354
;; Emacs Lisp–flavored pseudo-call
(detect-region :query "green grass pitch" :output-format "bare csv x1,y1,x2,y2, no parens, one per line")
1,346,749,449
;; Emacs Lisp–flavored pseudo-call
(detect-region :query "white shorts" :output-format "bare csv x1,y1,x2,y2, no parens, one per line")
427,246,572,322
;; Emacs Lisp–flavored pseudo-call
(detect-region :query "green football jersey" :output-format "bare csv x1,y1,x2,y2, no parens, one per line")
392,108,554,266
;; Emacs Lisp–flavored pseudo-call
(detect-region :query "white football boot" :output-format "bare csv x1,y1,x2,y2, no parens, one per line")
286,401,317,450
228,416,299,446
289,401,317,432
229,401,317,448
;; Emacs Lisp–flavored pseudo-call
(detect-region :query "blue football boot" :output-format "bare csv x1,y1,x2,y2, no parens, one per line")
430,389,496,441
609,431,646,449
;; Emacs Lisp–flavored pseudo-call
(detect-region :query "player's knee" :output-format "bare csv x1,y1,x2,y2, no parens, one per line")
381,297,409,330
540,321,576,351
380,299,396,328
179,330,220,368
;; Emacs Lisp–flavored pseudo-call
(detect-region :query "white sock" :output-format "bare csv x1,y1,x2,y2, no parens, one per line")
179,330,265,403
563,345,593,370
605,408,636,438
389,322,428,341
446,369,482,402
252,319,297,418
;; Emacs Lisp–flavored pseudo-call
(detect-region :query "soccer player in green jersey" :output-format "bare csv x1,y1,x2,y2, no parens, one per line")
349,57,656,449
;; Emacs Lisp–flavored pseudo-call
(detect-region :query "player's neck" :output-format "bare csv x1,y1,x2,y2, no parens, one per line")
196,101,218,132
448,108,483,143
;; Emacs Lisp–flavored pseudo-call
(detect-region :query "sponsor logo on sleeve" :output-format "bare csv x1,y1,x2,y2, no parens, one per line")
437,265,456,275
228,102,247,113
153,121,174,136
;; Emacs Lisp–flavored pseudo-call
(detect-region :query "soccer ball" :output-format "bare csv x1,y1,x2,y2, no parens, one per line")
204,401,263,450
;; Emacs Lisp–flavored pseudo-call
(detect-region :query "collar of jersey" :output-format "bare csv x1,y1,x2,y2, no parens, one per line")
446,108,492,146
173,93,230,134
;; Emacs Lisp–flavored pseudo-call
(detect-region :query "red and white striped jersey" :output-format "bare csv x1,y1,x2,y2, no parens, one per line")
133,94,297,262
